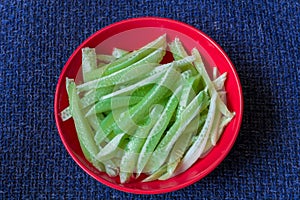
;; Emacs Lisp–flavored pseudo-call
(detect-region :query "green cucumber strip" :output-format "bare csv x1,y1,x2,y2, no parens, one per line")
192,48,234,118
103,166,118,177
102,34,166,76
77,62,159,92
66,78,99,156
199,109,222,159
66,78,108,172
60,106,72,121
168,38,189,60
168,37,198,75
61,82,100,121
65,80,117,174
112,48,129,59
173,92,218,177
136,86,182,176
82,48,97,82
175,75,198,119
77,47,165,92
143,89,210,173
210,109,222,146
85,96,143,116
84,47,131,83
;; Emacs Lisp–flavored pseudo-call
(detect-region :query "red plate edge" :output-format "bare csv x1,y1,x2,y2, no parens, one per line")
54,17,244,194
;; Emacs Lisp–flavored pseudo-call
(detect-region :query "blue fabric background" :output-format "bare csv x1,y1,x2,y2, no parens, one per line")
1,0,299,199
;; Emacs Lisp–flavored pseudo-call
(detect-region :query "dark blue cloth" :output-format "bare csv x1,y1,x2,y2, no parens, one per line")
1,0,299,199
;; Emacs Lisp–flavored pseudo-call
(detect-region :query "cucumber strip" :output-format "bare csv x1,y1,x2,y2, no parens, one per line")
202,72,229,152
77,46,166,92
96,54,115,63
77,62,160,92
119,105,163,183
66,78,99,156
210,109,222,146
168,38,189,60
82,48,97,82
102,34,166,76
168,37,198,75
60,106,72,121
173,92,218,177
66,78,106,171
175,75,198,119
112,48,129,59
143,89,210,173
85,48,130,83
199,110,222,159
192,48,234,118
85,96,143,116
65,81,117,174
136,86,182,176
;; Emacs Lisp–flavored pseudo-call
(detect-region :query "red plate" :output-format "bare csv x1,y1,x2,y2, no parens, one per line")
54,17,243,194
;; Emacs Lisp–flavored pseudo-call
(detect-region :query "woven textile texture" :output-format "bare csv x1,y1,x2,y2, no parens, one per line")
1,0,299,199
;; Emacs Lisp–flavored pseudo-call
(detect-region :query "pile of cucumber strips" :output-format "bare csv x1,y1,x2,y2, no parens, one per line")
60,34,235,183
